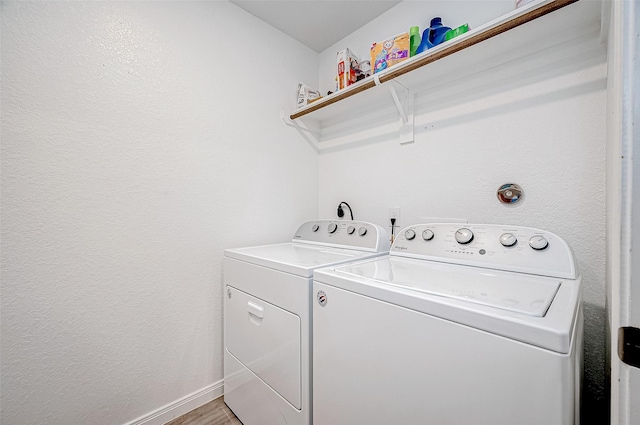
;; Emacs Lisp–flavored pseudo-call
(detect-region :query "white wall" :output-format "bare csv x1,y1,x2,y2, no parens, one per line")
317,1,609,421
0,2,318,424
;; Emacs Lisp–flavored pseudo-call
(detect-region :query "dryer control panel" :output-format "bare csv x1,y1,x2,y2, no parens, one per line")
391,223,577,279
293,220,390,253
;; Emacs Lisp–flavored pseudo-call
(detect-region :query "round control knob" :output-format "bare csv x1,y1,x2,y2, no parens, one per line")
529,235,549,250
455,228,474,244
404,229,416,240
500,233,517,247
422,229,434,241
312,224,320,232
328,223,338,234
358,227,367,236
347,226,356,235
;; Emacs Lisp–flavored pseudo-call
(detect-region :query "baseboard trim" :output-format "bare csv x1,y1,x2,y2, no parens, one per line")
123,380,224,425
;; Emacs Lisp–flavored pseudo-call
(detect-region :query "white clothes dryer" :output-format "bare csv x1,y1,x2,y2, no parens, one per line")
223,220,389,425
313,223,583,425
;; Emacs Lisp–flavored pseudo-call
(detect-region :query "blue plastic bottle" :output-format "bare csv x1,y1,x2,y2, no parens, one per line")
415,17,451,54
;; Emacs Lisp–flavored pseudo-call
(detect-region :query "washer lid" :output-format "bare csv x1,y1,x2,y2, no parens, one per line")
336,257,561,317
225,243,378,277
316,256,581,353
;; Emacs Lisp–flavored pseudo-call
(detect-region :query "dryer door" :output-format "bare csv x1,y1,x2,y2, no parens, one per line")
226,286,301,409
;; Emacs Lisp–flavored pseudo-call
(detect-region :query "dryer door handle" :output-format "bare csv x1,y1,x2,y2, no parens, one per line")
247,301,264,319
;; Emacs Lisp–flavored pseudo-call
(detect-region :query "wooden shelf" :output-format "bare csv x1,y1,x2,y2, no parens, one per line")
289,0,600,123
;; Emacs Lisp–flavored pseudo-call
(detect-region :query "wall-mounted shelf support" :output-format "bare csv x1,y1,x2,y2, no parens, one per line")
388,80,410,123
281,109,320,135
281,109,320,150
388,80,414,144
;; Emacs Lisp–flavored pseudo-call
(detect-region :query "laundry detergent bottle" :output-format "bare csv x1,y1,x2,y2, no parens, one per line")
415,17,451,54
409,25,421,57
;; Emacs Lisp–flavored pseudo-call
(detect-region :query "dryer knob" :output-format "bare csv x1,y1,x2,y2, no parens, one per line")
405,229,416,240
500,233,517,247
328,223,338,234
347,225,356,235
455,228,474,244
422,229,434,241
312,224,320,232
358,227,368,236
529,235,549,250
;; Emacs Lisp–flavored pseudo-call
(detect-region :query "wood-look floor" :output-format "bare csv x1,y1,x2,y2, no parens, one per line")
165,396,242,425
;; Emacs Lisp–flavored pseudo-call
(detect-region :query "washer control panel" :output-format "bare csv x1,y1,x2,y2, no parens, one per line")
293,220,390,252
391,223,577,279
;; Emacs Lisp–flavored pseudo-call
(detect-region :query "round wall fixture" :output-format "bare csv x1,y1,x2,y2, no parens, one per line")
497,183,524,205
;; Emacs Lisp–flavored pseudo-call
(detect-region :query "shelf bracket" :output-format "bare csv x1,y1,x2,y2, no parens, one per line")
387,80,414,145
281,109,320,150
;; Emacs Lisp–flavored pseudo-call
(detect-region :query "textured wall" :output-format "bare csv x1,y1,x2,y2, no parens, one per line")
0,2,318,424
317,2,609,423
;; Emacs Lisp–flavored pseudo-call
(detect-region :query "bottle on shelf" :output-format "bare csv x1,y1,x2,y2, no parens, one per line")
415,17,451,54
409,26,421,57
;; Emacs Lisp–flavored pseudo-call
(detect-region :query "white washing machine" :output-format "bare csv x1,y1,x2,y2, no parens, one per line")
313,223,583,425
223,220,390,425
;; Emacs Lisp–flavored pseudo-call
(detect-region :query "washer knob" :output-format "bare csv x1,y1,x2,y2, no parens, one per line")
404,229,416,240
347,226,356,235
328,223,338,234
529,235,549,250
455,228,474,244
422,229,434,241
358,227,367,236
312,224,320,232
500,233,517,247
